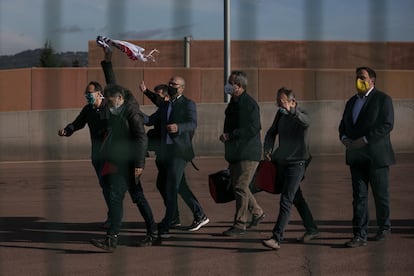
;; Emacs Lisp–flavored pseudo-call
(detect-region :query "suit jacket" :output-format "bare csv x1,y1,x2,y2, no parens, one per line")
223,91,262,163
149,95,197,161
338,88,395,167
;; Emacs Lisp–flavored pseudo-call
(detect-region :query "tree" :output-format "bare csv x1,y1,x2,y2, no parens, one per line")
39,40,58,67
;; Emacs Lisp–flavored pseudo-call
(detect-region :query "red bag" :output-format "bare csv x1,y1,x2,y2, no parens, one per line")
253,160,281,194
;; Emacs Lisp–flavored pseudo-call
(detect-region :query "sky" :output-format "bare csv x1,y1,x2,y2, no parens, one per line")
0,0,413,55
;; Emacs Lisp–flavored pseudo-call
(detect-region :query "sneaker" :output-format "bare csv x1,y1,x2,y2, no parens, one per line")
345,237,367,248
137,235,162,247
158,230,172,239
297,231,319,243
170,218,181,229
222,226,246,236
248,213,265,228
90,234,117,252
187,215,210,232
262,238,280,250
372,230,390,241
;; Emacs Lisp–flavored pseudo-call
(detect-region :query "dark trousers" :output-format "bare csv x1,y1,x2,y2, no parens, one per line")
92,159,110,220
155,158,181,223
157,155,204,232
104,173,156,236
129,178,157,234
104,173,129,236
350,164,391,240
272,162,318,242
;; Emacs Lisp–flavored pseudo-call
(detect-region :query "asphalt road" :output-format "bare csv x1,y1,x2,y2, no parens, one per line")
0,154,413,275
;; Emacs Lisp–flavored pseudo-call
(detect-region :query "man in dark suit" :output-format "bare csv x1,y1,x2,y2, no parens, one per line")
148,76,209,238
339,66,395,248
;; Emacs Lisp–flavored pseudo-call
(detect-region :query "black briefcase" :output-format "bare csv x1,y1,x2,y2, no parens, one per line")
208,169,234,203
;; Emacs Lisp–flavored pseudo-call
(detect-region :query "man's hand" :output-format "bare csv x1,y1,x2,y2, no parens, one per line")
135,168,143,177
58,129,66,136
139,81,146,93
351,137,367,149
219,133,229,143
264,152,272,161
341,137,353,148
167,123,178,133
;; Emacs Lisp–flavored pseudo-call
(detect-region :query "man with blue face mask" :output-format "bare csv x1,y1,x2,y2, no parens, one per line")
58,51,109,227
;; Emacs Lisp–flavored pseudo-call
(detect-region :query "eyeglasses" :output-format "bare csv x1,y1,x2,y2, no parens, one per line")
169,82,182,87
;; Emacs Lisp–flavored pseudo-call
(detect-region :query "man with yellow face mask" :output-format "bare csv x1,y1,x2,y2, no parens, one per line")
339,67,395,248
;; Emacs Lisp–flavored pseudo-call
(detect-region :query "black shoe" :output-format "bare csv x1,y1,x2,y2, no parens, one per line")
90,234,117,252
344,237,367,248
297,231,320,243
247,213,265,228
187,215,210,232
372,230,390,241
222,226,246,236
170,218,181,229
157,226,172,239
137,235,162,247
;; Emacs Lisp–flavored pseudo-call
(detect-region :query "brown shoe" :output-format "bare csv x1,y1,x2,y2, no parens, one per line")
262,238,280,250
297,231,319,243
248,213,265,228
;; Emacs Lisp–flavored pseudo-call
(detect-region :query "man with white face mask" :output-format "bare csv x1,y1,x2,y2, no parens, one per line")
220,71,265,236
339,66,395,248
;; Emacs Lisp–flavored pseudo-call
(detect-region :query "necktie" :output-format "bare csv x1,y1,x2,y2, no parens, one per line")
166,102,174,144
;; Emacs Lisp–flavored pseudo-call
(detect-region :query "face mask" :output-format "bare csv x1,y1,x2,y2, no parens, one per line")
356,78,370,94
279,107,289,115
167,86,178,98
85,93,96,105
224,83,234,95
109,100,123,115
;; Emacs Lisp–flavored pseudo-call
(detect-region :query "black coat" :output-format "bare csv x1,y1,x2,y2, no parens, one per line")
338,88,395,167
223,91,262,163
101,101,147,171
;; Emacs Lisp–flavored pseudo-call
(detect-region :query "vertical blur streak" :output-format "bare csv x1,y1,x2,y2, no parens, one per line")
236,1,257,274
369,0,388,70
106,1,127,273
237,0,258,70
303,1,322,275
43,0,62,53
224,0,231,102
43,1,62,275
107,0,126,38
172,1,192,275
304,0,323,69
368,3,387,276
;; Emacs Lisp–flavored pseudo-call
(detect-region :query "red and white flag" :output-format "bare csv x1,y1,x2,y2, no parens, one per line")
96,35,159,62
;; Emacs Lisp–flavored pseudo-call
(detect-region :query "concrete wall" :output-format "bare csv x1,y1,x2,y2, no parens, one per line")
0,100,413,161
1,68,414,112
1,40,413,160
